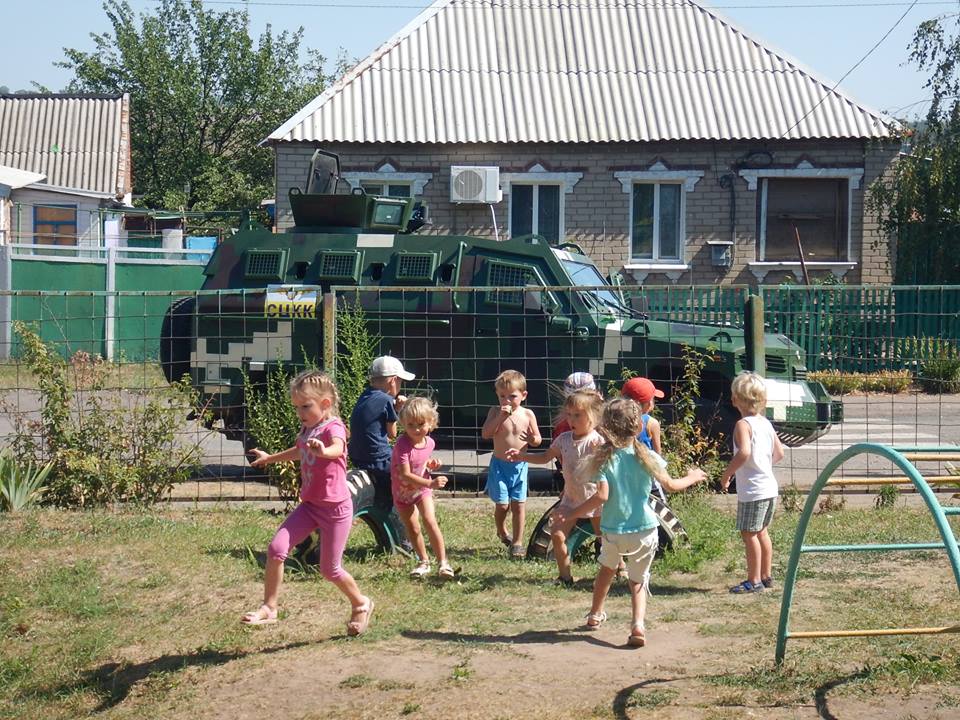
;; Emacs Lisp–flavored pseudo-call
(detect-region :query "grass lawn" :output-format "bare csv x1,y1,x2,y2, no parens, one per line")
1,495,959,719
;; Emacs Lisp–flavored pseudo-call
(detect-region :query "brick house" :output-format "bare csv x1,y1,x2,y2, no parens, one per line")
266,0,897,286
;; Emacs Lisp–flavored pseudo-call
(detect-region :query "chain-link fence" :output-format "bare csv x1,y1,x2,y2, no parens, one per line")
1,285,959,503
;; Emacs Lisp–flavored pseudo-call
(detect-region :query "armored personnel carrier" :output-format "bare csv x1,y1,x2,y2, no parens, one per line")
161,151,840,452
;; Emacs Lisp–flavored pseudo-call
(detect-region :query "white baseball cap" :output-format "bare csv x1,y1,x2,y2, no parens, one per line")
369,355,416,381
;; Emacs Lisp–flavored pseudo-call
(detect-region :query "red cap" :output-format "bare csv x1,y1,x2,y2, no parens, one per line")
621,377,664,404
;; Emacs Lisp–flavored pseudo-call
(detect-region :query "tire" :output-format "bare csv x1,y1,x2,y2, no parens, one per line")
525,496,688,561
160,297,195,384
292,469,409,564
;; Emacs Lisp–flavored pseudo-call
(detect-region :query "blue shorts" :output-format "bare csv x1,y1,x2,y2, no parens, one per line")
486,457,528,504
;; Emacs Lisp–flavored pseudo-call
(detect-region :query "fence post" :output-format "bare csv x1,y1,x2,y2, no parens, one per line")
0,244,10,360
105,245,116,361
322,291,337,377
745,292,765,374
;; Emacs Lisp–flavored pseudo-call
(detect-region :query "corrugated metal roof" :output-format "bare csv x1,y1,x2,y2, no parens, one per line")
269,0,892,144
0,94,131,197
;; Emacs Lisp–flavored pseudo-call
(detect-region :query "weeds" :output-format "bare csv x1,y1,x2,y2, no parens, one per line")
6,323,201,507
0,451,51,512
780,483,804,513
875,484,900,509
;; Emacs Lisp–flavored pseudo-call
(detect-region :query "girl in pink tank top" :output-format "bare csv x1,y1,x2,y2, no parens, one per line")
242,371,374,635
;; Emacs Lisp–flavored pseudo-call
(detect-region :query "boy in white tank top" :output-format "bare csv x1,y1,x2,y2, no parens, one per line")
720,372,785,594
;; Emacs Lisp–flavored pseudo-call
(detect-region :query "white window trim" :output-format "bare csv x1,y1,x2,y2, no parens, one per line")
343,163,432,196
739,162,864,267
615,163,702,266
501,164,582,241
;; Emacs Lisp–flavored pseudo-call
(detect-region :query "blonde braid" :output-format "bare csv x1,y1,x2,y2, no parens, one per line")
289,370,341,417
585,397,663,480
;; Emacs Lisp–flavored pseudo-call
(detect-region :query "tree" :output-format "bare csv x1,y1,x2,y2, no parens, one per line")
59,0,348,211
868,13,960,283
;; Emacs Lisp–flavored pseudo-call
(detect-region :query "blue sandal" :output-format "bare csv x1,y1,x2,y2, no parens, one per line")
729,580,764,594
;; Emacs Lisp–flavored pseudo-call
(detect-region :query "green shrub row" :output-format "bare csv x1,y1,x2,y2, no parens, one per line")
809,370,913,394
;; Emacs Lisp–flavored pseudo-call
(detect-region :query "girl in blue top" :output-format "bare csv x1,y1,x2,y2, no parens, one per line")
555,398,706,647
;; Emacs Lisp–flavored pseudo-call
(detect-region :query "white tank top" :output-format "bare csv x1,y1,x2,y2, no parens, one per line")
733,415,779,501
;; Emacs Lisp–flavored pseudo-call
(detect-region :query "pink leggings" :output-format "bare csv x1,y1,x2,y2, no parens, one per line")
267,498,352,581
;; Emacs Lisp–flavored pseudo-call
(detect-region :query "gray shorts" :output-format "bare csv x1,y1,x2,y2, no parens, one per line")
736,497,777,533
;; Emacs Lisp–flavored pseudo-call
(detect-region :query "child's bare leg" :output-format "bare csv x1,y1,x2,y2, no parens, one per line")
758,526,773,580
629,578,648,629
399,505,428,562
262,556,284,610
741,530,762,584
551,526,572,580
510,500,526,546
418,495,447,564
494,503,510,541
590,564,617,616
330,571,366,609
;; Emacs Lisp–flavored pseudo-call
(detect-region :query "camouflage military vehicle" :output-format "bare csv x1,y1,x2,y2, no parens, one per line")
161,151,839,457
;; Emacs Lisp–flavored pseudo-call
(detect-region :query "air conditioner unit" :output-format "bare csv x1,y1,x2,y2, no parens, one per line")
450,166,502,203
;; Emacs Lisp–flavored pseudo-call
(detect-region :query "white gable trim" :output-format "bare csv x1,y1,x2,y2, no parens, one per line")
614,162,704,193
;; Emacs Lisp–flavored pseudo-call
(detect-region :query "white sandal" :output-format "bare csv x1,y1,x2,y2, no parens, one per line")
627,622,646,647
346,598,374,636
241,604,278,625
585,610,607,629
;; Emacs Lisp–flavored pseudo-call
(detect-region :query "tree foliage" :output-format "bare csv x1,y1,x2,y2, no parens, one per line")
59,0,347,210
868,14,960,283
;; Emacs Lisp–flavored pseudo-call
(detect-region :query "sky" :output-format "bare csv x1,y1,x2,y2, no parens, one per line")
0,0,951,121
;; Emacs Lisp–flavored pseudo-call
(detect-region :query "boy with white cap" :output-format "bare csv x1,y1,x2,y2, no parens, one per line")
349,356,416,550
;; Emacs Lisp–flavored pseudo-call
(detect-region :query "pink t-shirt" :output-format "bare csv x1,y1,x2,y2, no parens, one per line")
390,434,435,506
297,417,349,504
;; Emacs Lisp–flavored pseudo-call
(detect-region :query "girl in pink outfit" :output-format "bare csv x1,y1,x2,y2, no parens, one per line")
390,397,454,579
242,371,373,635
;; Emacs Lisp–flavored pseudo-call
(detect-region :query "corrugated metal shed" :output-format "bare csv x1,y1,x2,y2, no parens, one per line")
269,0,892,144
0,94,131,197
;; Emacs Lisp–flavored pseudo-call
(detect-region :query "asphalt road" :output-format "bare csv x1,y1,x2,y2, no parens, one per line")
4,390,959,498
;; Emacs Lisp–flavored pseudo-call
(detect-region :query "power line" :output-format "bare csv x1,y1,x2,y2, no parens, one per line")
186,0,956,9
779,0,920,137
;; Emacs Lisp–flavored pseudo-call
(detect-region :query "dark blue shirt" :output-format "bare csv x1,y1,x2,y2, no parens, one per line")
348,387,397,472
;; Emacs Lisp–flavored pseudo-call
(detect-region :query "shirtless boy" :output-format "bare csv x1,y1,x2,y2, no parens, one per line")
481,370,542,558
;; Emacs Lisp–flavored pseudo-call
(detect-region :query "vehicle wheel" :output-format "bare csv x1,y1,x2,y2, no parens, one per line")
292,469,408,564
525,496,688,561
160,297,195,383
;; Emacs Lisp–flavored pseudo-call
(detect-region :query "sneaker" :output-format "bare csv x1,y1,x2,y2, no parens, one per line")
556,575,574,588
438,562,455,580
510,544,526,560
729,580,764,594
761,577,774,589
410,562,431,578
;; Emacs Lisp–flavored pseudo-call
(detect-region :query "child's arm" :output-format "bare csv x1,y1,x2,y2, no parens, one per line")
658,466,708,493
647,416,662,454
249,446,298,467
504,446,560,464
481,405,509,439
397,462,444,489
556,479,609,524
772,433,785,465
305,437,346,460
720,419,751,491
386,420,398,441
523,410,542,447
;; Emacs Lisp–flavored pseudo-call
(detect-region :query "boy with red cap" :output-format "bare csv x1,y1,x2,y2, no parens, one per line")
621,377,667,502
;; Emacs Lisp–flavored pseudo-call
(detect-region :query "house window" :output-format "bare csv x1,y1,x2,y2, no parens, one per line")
510,184,561,243
760,178,848,261
359,181,411,198
630,183,682,261
34,204,77,245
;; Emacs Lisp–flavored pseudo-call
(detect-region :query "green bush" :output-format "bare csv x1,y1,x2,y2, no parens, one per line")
809,370,862,394
810,370,912,395
7,323,200,507
919,350,960,394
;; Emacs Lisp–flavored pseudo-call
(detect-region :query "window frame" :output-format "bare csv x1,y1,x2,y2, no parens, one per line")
615,164,703,266
739,163,864,264
342,163,432,197
506,181,563,242
501,164,583,243
33,203,78,245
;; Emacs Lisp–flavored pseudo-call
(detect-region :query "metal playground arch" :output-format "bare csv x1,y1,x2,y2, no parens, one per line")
775,443,960,664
